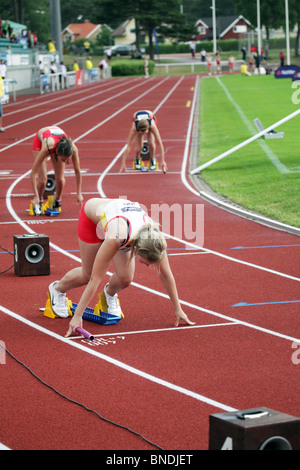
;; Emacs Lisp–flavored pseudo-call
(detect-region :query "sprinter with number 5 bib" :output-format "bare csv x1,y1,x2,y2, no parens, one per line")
119,110,167,172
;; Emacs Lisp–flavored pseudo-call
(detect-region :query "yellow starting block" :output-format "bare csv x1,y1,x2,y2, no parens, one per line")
43,293,73,319
132,158,158,171
43,291,124,325
29,195,61,216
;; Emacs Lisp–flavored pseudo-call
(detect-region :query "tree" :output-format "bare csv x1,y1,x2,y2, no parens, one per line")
232,0,285,57
287,0,300,56
95,0,193,59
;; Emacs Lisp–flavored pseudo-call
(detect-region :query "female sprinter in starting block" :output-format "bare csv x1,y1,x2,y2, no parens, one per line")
48,198,195,336
30,126,83,215
119,110,167,172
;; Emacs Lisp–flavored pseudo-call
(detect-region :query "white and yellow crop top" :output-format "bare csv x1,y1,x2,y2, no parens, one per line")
100,199,151,249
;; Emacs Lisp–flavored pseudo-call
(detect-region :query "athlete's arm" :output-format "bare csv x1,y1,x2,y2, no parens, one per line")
158,252,195,326
119,123,137,172
71,144,83,204
151,125,167,170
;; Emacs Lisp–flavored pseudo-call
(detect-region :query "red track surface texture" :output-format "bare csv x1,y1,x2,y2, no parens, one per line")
0,75,299,451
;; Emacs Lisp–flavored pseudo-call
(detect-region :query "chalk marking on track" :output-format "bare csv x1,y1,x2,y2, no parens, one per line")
0,304,236,413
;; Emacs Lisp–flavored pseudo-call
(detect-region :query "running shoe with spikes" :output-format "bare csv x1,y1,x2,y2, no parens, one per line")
48,281,69,318
104,283,122,316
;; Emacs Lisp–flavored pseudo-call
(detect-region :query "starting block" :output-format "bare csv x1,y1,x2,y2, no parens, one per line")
132,142,159,171
43,291,124,325
29,195,61,216
132,157,158,171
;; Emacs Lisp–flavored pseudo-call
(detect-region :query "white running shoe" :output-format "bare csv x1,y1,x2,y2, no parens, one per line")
48,281,69,318
104,283,121,316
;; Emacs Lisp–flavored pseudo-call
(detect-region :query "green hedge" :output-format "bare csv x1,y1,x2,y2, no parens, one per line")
111,59,155,76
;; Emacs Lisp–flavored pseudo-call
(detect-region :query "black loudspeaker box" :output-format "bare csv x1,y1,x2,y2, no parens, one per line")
14,234,50,276
43,172,56,198
209,407,300,450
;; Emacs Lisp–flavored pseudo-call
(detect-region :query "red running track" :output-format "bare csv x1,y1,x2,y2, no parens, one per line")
0,75,299,451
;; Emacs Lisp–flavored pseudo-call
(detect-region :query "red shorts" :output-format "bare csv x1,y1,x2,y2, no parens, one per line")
77,203,104,244
32,133,42,151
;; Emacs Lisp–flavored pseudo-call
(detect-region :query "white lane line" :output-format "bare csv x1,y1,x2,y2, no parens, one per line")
2,78,143,130
0,77,161,151
69,322,238,339
0,304,236,413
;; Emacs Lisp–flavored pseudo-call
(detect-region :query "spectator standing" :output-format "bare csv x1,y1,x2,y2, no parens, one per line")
105,48,112,61
2,21,8,37
241,45,246,61
50,61,57,74
206,53,212,75
200,48,206,62
83,40,90,55
73,60,80,71
144,56,149,78
228,54,235,73
48,39,56,54
215,51,222,74
248,55,255,73
190,42,196,58
99,57,108,79
59,61,67,88
279,50,285,67
85,56,93,82
0,59,6,80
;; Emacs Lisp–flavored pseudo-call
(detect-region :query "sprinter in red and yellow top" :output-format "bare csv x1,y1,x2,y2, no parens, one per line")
30,126,83,215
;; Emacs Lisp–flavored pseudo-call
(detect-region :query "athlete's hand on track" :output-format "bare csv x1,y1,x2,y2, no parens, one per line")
65,315,83,337
174,308,195,327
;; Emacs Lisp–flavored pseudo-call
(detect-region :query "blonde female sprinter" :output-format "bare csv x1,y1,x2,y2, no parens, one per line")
48,198,195,335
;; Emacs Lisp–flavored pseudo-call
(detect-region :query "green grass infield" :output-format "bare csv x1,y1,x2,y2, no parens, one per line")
198,73,300,228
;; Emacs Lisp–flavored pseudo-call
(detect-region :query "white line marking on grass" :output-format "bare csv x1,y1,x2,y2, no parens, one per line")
216,76,290,174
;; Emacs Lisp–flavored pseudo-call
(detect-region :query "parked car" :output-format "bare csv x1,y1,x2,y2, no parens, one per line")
110,45,135,56
111,45,146,58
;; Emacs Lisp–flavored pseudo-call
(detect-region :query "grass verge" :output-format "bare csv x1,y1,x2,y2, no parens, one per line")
198,73,300,228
